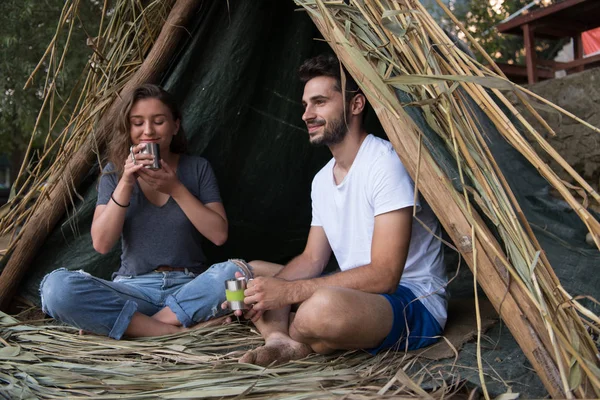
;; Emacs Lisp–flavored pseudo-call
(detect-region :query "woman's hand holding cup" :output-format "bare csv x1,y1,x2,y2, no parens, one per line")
123,143,154,186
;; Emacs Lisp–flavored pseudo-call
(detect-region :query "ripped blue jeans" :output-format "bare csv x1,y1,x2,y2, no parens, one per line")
39,261,246,340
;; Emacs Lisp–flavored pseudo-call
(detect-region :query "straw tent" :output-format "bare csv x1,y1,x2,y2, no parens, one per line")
0,0,599,398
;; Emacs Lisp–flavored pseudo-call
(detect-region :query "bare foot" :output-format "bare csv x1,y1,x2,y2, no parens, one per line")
239,333,312,366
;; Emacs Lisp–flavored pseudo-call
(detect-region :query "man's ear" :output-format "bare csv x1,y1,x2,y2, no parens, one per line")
350,93,366,115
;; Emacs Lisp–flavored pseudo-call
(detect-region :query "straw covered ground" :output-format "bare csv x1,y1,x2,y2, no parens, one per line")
0,311,469,399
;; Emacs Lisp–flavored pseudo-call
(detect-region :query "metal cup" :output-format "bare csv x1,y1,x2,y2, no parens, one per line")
140,142,161,169
225,277,247,310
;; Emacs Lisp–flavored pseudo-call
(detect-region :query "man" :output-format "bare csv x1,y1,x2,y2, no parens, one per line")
236,54,447,366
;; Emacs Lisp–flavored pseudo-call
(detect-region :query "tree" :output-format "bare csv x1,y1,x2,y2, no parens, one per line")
424,0,563,65
0,0,101,186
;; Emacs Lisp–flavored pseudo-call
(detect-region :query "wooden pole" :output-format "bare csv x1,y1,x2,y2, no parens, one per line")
305,11,569,399
0,0,203,310
573,34,585,73
523,24,538,84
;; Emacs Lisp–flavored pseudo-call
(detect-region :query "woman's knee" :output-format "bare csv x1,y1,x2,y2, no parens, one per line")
205,260,249,281
40,269,90,316
204,259,281,280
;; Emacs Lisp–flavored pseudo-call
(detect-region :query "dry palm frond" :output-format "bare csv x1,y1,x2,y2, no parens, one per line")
0,0,175,248
0,314,463,399
293,0,600,398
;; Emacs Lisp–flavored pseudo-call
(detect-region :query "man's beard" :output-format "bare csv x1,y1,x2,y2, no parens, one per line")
309,111,348,147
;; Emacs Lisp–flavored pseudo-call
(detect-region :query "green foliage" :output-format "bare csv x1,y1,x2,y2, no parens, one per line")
425,0,564,65
0,0,102,179
462,0,532,64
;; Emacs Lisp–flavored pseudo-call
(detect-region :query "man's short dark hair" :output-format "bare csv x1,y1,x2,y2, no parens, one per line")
298,54,361,99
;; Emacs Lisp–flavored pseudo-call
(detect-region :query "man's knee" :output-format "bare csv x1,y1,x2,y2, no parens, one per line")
247,260,266,268
290,287,347,341
247,260,283,277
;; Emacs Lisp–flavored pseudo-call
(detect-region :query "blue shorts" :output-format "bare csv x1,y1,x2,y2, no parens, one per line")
368,285,442,354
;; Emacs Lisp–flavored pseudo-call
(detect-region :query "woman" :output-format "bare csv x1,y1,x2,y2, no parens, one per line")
40,84,268,339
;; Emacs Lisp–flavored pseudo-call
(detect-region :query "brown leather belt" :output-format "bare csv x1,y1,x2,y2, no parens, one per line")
154,266,187,272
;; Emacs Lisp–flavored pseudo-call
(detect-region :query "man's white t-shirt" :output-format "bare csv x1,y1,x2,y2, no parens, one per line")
311,134,448,328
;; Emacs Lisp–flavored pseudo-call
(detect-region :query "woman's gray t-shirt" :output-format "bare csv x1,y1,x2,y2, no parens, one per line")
96,155,222,276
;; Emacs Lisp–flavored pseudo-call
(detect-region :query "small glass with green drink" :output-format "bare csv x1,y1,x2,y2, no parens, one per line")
225,277,248,310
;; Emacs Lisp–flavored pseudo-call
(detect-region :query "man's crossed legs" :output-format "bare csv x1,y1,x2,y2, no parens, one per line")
239,261,441,366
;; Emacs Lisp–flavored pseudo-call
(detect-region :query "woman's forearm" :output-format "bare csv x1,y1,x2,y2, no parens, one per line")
91,180,134,254
170,183,228,245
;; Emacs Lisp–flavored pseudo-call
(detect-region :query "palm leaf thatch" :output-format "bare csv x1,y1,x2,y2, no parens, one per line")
0,0,195,307
1,0,174,236
0,312,462,399
0,0,598,398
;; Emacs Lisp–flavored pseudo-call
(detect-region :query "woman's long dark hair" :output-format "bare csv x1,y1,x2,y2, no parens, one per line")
107,84,187,176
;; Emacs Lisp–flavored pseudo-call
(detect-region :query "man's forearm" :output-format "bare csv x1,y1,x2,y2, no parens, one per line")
276,253,326,281
271,252,328,306
287,263,402,304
